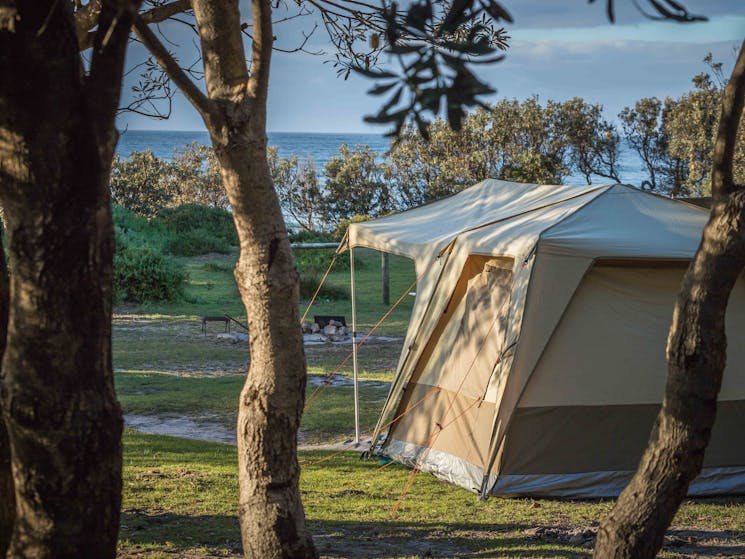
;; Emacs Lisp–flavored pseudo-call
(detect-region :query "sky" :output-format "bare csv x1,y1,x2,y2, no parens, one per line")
118,0,745,133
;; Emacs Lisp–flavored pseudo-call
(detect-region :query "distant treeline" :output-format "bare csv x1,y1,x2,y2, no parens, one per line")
111,55,744,234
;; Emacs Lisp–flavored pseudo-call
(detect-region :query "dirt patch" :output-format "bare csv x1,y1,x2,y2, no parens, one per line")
125,414,235,444
298,435,374,452
307,374,388,389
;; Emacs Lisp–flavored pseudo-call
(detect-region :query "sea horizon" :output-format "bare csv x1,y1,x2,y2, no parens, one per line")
117,129,650,188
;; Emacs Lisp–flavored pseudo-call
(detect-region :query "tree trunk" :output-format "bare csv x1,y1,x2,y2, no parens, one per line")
0,1,137,557
137,0,318,554
0,228,13,557
595,40,745,559
219,138,317,559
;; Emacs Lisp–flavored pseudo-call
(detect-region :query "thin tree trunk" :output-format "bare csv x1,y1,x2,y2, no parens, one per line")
0,1,137,556
136,0,318,554
0,227,13,557
595,40,745,559
221,141,317,559
193,2,317,555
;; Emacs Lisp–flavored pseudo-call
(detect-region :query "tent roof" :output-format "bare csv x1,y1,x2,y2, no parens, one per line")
347,180,708,261
345,179,610,259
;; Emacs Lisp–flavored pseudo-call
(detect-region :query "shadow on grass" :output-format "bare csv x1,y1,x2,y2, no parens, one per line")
119,511,566,557
120,511,745,558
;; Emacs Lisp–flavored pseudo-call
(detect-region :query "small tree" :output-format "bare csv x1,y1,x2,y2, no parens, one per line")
619,96,683,193
559,97,621,183
110,149,175,217
322,144,393,223
171,142,229,209
619,56,745,197
269,148,324,232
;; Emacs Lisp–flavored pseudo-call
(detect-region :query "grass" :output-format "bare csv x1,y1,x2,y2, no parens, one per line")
128,247,417,336
114,249,745,558
306,250,416,336
121,431,745,558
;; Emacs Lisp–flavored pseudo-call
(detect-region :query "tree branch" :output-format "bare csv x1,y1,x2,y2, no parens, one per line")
77,0,190,50
141,0,190,24
86,0,143,162
75,0,102,46
712,39,745,201
247,0,272,102
133,14,213,120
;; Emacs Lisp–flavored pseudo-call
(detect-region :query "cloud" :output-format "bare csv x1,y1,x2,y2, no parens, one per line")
510,15,745,44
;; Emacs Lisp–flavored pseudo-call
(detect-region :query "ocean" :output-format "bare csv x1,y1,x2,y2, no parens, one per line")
117,130,391,172
116,129,648,187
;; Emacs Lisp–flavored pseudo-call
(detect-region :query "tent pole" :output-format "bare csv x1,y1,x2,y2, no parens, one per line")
350,247,360,444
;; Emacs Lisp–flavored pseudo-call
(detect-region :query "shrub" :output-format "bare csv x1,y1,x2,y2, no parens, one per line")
158,204,238,245
110,151,175,218
114,245,186,303
331,214,371,242
293,247,361,276
165,229,231,257
293,247,358,301
113,205,172,252
298,274,349,301
288,228,335,244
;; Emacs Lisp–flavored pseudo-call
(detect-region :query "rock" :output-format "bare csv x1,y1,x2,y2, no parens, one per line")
216,332,248,343
323,324,337,335
331,334,346,342
301,321,313,333
568,534,585,544
311,322,320,333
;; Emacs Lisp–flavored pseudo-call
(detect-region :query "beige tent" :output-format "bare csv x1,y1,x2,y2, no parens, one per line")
342,179,745,498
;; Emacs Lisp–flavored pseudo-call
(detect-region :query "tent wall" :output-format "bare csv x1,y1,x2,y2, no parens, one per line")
492,264,745,497
382,256,513,489
367,183,611,456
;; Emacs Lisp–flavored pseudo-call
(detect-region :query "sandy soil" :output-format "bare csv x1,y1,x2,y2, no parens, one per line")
124,414,236,444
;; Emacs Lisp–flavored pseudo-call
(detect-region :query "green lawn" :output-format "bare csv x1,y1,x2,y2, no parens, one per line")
121,431,745,559
114,250,745,558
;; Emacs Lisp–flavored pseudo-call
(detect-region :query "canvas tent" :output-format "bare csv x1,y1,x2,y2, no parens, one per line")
342,179,745,498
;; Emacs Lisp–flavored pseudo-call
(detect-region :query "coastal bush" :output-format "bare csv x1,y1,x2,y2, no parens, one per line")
165,228,232,256
292,247,360,301
170,143,229,209
293,247,360,275
298,274,349,301
332,214,371,242
114,244,186,303
113,205,171,252
288,229,335,244
158,204,238,245
110,150,176,218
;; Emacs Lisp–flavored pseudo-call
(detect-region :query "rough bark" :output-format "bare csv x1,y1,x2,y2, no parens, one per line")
197,0,317,552
594,40,745,559
136,0,318,555
0,228,12,557
0,1,137,557
222,137,316,559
